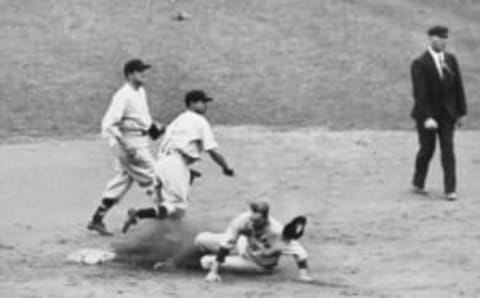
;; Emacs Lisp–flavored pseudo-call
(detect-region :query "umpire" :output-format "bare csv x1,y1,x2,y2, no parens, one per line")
410,25,467,201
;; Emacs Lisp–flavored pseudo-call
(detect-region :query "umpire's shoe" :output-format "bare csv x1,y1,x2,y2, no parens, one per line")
87,220,114,236
122,208,138,234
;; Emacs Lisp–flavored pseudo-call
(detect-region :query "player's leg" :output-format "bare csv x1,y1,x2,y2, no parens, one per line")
194,232,225,253
88,162,133,236
122,146,158,198
122,153,189,233
199,254,264,273
122,202,186,233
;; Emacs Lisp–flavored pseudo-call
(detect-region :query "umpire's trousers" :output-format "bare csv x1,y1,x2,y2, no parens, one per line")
413,114,456,194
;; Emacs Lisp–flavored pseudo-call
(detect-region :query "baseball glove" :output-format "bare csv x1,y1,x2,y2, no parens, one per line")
282,216,307,240
147,122,165,140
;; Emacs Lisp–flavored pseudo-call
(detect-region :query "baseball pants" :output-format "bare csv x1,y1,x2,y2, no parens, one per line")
102,136,156,202
153,151,190,218
195,232,266,272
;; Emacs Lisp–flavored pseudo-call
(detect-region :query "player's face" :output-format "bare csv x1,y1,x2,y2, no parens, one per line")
430,36,447,53
251,212,268,231
191,101,207,114
129,70,148,86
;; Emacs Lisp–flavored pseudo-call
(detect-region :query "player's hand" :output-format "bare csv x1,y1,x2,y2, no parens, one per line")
205,271,222,282
424,118,438,130
223,167,234,177
456,116,465,128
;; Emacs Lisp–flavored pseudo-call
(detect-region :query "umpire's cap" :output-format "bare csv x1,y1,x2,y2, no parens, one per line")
124,59,151,76
185,90,214,106
428,25,448,38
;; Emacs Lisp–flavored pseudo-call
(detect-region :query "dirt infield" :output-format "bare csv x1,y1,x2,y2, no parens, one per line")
1,127,480,298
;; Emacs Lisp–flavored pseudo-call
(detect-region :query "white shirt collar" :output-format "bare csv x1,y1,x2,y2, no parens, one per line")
428,46,444,61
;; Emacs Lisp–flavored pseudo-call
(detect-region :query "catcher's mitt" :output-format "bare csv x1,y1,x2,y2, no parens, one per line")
282,216,307,240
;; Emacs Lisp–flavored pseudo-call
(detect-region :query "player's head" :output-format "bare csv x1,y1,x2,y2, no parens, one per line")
185,90,213,114
428,25,448,53
124,59,151,87
249,200,270,231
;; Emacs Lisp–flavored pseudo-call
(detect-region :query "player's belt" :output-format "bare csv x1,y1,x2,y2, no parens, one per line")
121,129,148,136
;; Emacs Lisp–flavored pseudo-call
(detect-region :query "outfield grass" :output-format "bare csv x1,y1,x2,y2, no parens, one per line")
0,0,479,137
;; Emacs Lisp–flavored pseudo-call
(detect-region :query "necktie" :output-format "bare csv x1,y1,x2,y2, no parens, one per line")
440,55,451,78
438,55,445,79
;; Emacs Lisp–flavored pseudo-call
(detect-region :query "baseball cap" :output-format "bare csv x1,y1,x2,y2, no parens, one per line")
184,90,214,105
124,59,151,76
428,25,448,38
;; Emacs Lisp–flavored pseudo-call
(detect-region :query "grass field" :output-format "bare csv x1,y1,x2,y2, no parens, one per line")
1,0,479,137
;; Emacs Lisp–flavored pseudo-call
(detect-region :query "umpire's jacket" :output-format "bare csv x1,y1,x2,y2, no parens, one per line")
410,50,467,121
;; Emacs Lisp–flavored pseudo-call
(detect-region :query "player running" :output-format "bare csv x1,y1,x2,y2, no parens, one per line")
87,59,164,236
121,90,235,233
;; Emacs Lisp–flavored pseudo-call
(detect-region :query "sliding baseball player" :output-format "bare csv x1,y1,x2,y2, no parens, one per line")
195,200,314,282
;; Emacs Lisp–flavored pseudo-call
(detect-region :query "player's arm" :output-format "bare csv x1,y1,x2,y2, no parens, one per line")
102,93,125,139
102,94,135,155
207,149,234,176
204,245,231,282
204,214,245,282
200,118,234,176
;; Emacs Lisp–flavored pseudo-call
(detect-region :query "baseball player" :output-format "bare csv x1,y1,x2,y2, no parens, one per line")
121,89,235,233
87,59,164,236
194,200,314,283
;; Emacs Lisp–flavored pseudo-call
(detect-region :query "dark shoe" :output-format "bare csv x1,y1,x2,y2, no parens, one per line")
412,185,428,195
87,220,114,236
122,208,138,234
446,192,458,201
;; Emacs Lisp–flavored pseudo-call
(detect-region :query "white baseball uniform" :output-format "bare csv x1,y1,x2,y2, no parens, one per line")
154,110,218,216
195,211,308,271
101,82,156,201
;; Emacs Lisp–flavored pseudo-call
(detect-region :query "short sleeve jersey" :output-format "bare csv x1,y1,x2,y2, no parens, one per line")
158,110,218,160
221,212,308,267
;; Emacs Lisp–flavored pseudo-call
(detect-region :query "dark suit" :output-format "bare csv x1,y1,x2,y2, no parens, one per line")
410,50,467,193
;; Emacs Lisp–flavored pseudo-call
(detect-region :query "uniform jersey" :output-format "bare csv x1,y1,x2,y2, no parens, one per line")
221,212,308,268
158,110,218,161
101,83,152,138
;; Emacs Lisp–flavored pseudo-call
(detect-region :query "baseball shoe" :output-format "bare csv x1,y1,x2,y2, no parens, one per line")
445,192,458,201
412,185,428,195
122,208,138,234
87,220,114,236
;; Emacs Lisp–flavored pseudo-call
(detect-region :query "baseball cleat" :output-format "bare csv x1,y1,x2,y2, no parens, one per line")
122,208,138,234
87,221,114,236
445,192,458,201
412,185,428,195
